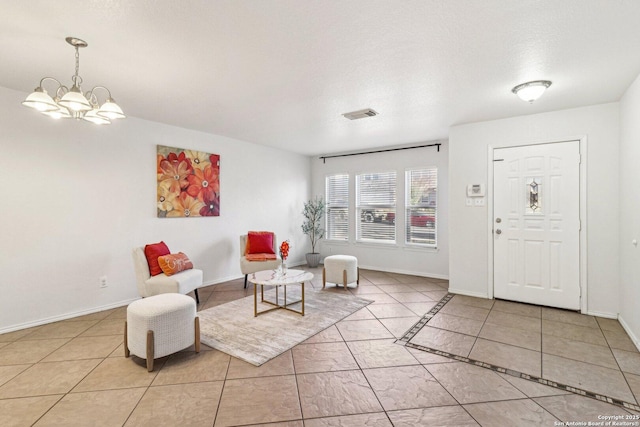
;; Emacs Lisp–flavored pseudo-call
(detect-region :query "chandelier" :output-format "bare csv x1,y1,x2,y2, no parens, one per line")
22,37,125,125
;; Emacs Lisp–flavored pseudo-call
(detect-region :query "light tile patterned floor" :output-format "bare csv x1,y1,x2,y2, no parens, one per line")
0,267,639,426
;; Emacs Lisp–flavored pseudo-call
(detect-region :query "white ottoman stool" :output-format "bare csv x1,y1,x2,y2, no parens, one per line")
125,293,200,371
323,255,359,289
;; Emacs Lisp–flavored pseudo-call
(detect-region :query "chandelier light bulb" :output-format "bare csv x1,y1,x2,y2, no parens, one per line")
58,87,92,112
82,109,111,125
97,98,126,119
21,88,59,112
43,108,71,120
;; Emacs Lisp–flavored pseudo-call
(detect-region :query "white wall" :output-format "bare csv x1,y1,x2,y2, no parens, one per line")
619,73,640,348
310,142,449,279
449,103,620,317
0,86,311,332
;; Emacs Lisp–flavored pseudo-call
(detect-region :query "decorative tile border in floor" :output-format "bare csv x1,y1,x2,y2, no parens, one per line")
396,293,640,412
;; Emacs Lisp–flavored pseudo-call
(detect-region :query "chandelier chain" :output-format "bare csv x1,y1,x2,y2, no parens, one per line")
72,46,83,86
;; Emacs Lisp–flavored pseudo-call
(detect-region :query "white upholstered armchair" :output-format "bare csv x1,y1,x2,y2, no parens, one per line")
240,233,281,288
132,247,203,303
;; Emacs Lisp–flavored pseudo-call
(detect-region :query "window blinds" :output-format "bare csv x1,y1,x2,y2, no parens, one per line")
405,168,437,247
325,174,349,241
356,172,397,243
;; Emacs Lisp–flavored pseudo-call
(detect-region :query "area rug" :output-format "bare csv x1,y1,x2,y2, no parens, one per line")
198,289,372,366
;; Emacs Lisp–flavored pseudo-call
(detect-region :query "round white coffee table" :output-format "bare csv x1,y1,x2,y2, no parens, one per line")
248,269,314,317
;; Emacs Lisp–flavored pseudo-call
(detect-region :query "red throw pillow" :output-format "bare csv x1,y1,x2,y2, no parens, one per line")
144,241,170,276
158,252,193,276
246,231,275,254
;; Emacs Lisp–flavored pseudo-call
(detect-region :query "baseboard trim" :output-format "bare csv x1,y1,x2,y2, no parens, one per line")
447,288,491,299
618,314,640,352
226,263,447,281
287,260,307,268
0,298,139,335
1,265,443,334
211,263,309,288
585,310,617,320
203,275,244,287
355,264,449,281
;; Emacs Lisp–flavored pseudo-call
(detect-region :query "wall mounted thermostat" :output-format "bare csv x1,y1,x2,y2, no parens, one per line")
466,184,485,197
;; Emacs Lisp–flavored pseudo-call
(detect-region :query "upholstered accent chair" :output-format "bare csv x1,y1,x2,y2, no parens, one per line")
132,247,202,303
240,233,281,288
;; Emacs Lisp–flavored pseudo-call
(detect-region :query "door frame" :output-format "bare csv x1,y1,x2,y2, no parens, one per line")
486,136,588,313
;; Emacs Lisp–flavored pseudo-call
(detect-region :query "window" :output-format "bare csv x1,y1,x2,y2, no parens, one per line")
405,168,437,246
356,172,396,243
325,173,349,241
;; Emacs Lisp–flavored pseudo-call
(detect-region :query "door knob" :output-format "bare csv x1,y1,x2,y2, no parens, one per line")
496,218,502,223
496,229,502,235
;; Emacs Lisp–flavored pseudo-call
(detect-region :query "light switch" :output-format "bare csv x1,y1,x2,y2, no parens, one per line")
466,198,473,206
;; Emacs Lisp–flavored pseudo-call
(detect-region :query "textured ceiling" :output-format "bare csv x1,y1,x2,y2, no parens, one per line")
2,1,640,155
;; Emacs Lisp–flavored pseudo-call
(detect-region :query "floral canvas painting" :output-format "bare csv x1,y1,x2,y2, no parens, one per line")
157,145,220,218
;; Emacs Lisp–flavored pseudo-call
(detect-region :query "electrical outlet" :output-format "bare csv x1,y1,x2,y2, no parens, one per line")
99,276,108,288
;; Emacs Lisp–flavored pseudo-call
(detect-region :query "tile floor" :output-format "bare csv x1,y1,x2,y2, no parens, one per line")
0,268,638,426
404,293,640,408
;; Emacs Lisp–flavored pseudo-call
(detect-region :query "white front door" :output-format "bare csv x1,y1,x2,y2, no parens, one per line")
493,141,580,310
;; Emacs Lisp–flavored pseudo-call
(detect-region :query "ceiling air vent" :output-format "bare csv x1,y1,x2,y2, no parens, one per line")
342,108,378,120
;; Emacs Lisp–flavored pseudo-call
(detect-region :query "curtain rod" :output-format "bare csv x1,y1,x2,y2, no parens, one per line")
319,143,441,163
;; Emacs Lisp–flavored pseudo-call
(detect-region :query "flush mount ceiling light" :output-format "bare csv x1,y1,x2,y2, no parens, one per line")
511,80,552,103
22,37,125,125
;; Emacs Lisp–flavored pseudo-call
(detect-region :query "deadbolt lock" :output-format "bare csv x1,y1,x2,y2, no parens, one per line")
496,229,502,235
496,218,502,223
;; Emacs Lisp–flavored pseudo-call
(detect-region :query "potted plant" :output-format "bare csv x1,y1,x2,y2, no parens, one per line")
301,197,325,268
